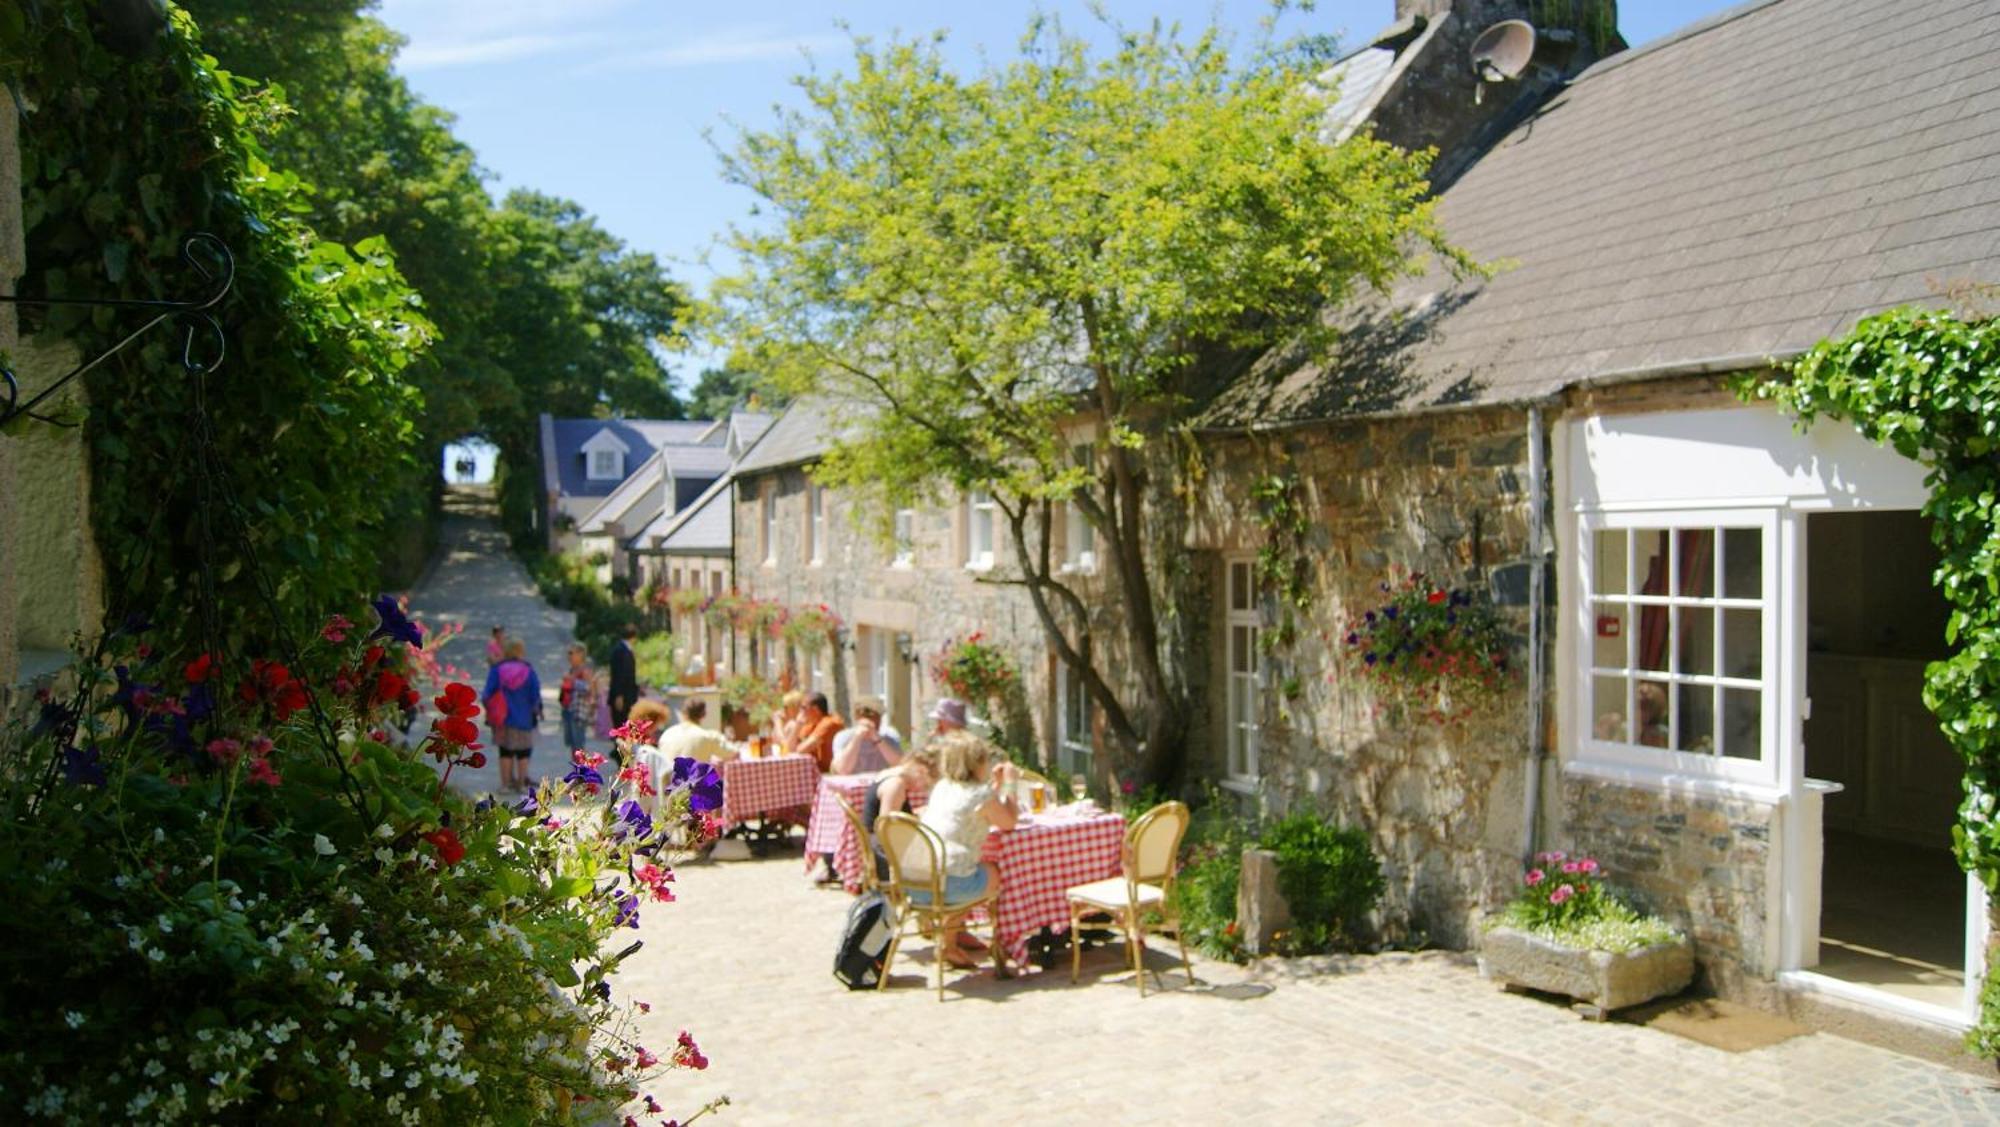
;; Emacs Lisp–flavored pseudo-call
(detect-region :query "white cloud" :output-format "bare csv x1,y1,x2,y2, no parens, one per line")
399,31,610,71
590,27,846,71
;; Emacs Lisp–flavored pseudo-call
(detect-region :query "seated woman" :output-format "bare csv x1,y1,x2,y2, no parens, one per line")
914,732,1020,968
865,748,937,882
772,691,805,754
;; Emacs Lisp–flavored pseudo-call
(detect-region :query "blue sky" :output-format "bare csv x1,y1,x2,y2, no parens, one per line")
377,0,1742,388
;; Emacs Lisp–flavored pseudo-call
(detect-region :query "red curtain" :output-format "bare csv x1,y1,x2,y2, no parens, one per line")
1638,530,1712,672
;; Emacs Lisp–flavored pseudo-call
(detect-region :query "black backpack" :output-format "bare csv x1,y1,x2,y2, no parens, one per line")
833,891,896,990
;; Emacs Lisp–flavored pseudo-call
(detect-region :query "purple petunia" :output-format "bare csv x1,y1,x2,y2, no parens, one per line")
61,746,106,787
670,757,723,813
614,799,653,840
563,762,605,791
613,890,641,929
367,594,425,650
512,792,539,817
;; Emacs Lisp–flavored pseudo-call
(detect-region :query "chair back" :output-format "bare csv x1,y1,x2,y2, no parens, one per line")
874,812,945,904
1125,801,1190,887
833,792,878,894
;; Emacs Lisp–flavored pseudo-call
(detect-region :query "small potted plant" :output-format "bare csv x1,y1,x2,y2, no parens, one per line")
1478,851,1693,1020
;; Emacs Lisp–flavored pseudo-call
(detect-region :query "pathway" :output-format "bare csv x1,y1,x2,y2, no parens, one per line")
407,485,603,797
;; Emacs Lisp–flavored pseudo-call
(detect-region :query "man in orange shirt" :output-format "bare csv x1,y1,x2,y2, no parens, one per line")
795,691,845,773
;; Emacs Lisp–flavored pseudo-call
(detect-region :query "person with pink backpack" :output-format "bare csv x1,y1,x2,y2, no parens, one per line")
482,639,543,793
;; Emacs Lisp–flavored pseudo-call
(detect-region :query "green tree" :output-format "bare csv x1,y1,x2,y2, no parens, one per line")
712,18,1465,786
686,366,778,419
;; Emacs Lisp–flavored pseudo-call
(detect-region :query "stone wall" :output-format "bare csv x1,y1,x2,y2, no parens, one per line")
1559,776,1779,999
730,465,1122,766
1186,405,1545,947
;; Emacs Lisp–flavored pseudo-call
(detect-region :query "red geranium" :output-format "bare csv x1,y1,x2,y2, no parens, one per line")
240,659,309,722
184,653,217,684
422,827,466,866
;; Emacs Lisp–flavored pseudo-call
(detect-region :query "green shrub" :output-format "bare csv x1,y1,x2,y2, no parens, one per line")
1169,791,1256,961
634,633,683,689
524,551,644,663
1261,811,1384,954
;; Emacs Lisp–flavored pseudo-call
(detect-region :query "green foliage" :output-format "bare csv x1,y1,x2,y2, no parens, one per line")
1493,850,1682,953
1261,811,1384,953
1169,795,1256,961
1249,466,1313,700
633,632,682,689
0,613,714,1119
719,673,783,729
525,552,644,664
3,5,431,652
1737,305,2000,1051
710,13,1470,786
686,366,781,421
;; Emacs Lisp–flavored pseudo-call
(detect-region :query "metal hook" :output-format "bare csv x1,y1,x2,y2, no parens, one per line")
0,233,235,429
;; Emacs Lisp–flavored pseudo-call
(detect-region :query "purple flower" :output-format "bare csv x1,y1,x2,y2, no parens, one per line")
613,890,641,929
563,762,606,790
368,594,425,650
512,792,539,817
1383,606,1399,620
183,682,217,722
589,980,612,1003
1344,632,1360,646
111,666,155,721
670,757,723,813
474,795,496,814
1363,652,1378,666
614,799,654,840
61,746,106,787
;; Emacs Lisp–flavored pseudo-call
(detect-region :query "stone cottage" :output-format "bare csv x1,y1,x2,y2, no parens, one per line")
724,0,2000,1050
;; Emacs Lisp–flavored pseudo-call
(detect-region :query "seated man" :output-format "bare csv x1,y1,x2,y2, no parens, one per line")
793,692,845,773
829,697,903,775
656,698,729,764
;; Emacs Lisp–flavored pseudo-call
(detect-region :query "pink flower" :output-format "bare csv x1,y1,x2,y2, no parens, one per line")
206,738,243,765
633,1046,660,1070
1549,884,1575,905
246,757,282,788
672,1030,708,1071
634,861,677,903
1524,868,1545,887
1578,858,1599,875
1561,860,1580,874
321,614,354,643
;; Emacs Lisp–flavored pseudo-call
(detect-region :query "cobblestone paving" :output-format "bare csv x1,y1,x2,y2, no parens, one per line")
411,498,2000,1124
408,488,607,798
623,847,2000,1126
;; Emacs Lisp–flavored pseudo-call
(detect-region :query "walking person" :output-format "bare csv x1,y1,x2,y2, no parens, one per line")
558,643,597,753
484,624,507,669
483,639,544,794
608,623,640,729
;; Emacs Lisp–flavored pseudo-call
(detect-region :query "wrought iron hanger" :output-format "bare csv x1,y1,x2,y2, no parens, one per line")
0,232,233,429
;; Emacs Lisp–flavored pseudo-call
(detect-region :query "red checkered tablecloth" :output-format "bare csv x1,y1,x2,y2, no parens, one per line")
718,755,819,828
982,810,1126,967
805,773,931,891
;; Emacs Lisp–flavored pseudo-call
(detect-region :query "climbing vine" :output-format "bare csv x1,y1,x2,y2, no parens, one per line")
1248,457,1313,703
2,4,431,653
1738,305,2000,1051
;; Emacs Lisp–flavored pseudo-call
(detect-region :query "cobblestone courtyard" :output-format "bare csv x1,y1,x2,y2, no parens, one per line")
418,497,2000,1125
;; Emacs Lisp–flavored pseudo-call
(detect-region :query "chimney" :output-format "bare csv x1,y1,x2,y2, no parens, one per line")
1344,1,1624,191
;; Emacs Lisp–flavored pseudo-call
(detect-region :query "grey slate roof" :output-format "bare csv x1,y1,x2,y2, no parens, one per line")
731,400,843,475
1203,0,2000,426
634,472,734,556
659,443,736,479
541,417,719,498
576,449,665,534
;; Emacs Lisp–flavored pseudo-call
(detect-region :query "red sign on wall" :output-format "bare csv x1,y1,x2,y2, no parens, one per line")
1596,615,1622,638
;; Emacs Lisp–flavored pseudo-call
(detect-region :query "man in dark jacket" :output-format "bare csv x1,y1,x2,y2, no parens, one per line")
609,623,639,729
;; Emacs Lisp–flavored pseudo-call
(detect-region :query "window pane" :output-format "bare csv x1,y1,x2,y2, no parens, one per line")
1723,608,1762,680
1722,688,1762,760
1723,528,1762,599
1680,606,1716,676
1592,529,1628,595
1231,627,1251,673
1589,602,1630,670
1634,680,1669,748
1636,606,1671,673
1592,675,1630,743
1675,684,1715,754
1230,562,1250,611
1635,529,1671,596
1675,529,1714,598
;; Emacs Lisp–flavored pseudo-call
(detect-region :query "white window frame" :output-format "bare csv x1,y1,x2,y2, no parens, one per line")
808,484,827,566
1061,445,1098,574
1225,555,1260,785
892,508,916,568
760,482,777,566
1058,660,1094,779
966,490,995,570
1571,506,1782,790
588,448,623,480
857,628,890,701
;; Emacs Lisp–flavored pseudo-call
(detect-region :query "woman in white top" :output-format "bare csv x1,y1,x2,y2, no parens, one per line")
917,731,1019,968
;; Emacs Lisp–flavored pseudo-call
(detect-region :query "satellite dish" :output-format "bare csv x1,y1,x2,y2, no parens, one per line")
1469,19,1537,83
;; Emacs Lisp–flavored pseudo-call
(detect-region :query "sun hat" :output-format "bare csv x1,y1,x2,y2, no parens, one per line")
928,698,967,726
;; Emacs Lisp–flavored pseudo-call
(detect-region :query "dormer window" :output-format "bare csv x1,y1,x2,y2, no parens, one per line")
580,427,631,482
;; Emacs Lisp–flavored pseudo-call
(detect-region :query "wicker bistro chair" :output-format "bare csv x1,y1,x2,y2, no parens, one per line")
1065,800,1193,996
873,812,1003,1000
832,792,879,895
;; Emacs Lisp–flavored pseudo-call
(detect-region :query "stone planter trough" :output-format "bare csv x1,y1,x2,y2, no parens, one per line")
1477,926,1693,1020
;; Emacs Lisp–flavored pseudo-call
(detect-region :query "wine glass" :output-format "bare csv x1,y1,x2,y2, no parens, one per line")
1069,773,1089,803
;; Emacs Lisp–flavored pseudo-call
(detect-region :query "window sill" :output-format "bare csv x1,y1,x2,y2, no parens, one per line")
890,557,914,570
1561,757,1786,805
963,559,994,573
1216,776,1259,796
1057,560,1098,577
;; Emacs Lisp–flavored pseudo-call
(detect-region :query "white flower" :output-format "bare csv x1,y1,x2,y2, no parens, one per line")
375,823,395,840
143,1059,165,1078
310,832,337,856
374,847,395,864
62,1010,85,1029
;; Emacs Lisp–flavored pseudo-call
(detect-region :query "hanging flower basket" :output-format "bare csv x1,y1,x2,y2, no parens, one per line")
665,587,707,617
703,590,746,632
930,632,1017,707
719,673,783,728
781,604,842,656
1345,574,1511,721
742,598,787,638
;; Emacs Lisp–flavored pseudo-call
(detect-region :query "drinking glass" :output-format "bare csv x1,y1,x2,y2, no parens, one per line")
1030,783,1047,813
1069,774,1089,803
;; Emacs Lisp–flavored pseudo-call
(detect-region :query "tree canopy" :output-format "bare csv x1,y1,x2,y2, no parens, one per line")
713,17,1467,784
